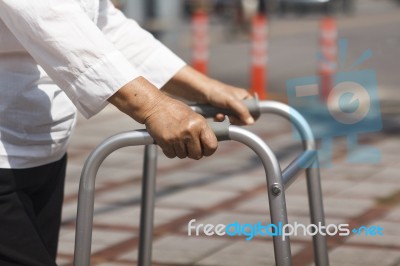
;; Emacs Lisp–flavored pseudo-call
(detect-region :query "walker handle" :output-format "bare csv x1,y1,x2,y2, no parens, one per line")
208,117,231,141
191,96,260,120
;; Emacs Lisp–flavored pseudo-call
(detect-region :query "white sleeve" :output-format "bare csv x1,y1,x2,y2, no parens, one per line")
0,0,140,118
97,0,186,89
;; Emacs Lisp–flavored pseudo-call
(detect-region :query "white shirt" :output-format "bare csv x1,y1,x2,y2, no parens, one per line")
0,0,186,168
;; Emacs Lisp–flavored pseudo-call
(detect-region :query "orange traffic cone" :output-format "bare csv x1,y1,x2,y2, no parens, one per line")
192,10,209,74
250,14,268,100
319,16,337,101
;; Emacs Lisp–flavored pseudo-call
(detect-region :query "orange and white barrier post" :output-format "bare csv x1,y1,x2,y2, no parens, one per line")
319,16,337,101
192,10,209,74
250,13,268,100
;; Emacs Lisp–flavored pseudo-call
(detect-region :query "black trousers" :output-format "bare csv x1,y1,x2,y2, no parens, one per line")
0,155,67,266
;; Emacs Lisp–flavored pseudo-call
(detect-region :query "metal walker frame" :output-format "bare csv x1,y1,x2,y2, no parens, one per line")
73,100,329,266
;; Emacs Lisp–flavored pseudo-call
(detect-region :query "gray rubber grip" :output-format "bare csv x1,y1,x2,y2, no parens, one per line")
191,96,260,120
208,117,230,141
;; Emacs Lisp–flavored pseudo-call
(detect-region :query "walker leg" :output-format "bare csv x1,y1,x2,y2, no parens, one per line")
229,127,292,266
138,144,158,266
306,162,329,266
269,186,291,266
258,101,329,265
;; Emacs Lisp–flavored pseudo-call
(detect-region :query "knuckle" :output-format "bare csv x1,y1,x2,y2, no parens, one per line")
159,133,174,143
184,117,207,137
190,116,205,128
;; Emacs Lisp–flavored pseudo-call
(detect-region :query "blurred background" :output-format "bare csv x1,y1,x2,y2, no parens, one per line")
111,0,399,126
58,1,400,266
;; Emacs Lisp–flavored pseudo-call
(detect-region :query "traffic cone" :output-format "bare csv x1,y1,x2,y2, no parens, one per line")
319,16,337,101
192,10,209,74
250,14,268,100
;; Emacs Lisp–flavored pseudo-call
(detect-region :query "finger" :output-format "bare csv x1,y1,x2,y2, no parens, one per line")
159,142,176,159
173,141,188,159
227,115,245,126
200,126,218,157
214,113,225,122
227,99,254,125
186,136,203,160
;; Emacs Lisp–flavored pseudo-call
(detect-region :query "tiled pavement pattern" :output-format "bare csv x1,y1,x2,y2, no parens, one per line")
56,104,400,266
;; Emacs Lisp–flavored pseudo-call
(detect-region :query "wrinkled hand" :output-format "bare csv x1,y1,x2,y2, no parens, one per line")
161,66,255,126
109,76,217,160
144,96,217,159
205,80,255,125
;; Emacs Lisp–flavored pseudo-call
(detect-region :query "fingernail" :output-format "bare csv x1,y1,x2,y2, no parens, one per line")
246,117,255,124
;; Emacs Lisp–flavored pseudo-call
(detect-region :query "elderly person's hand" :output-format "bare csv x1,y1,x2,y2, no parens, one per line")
202,79,254,125
109,76,217,160
109,65,256,160
162,66,255,126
